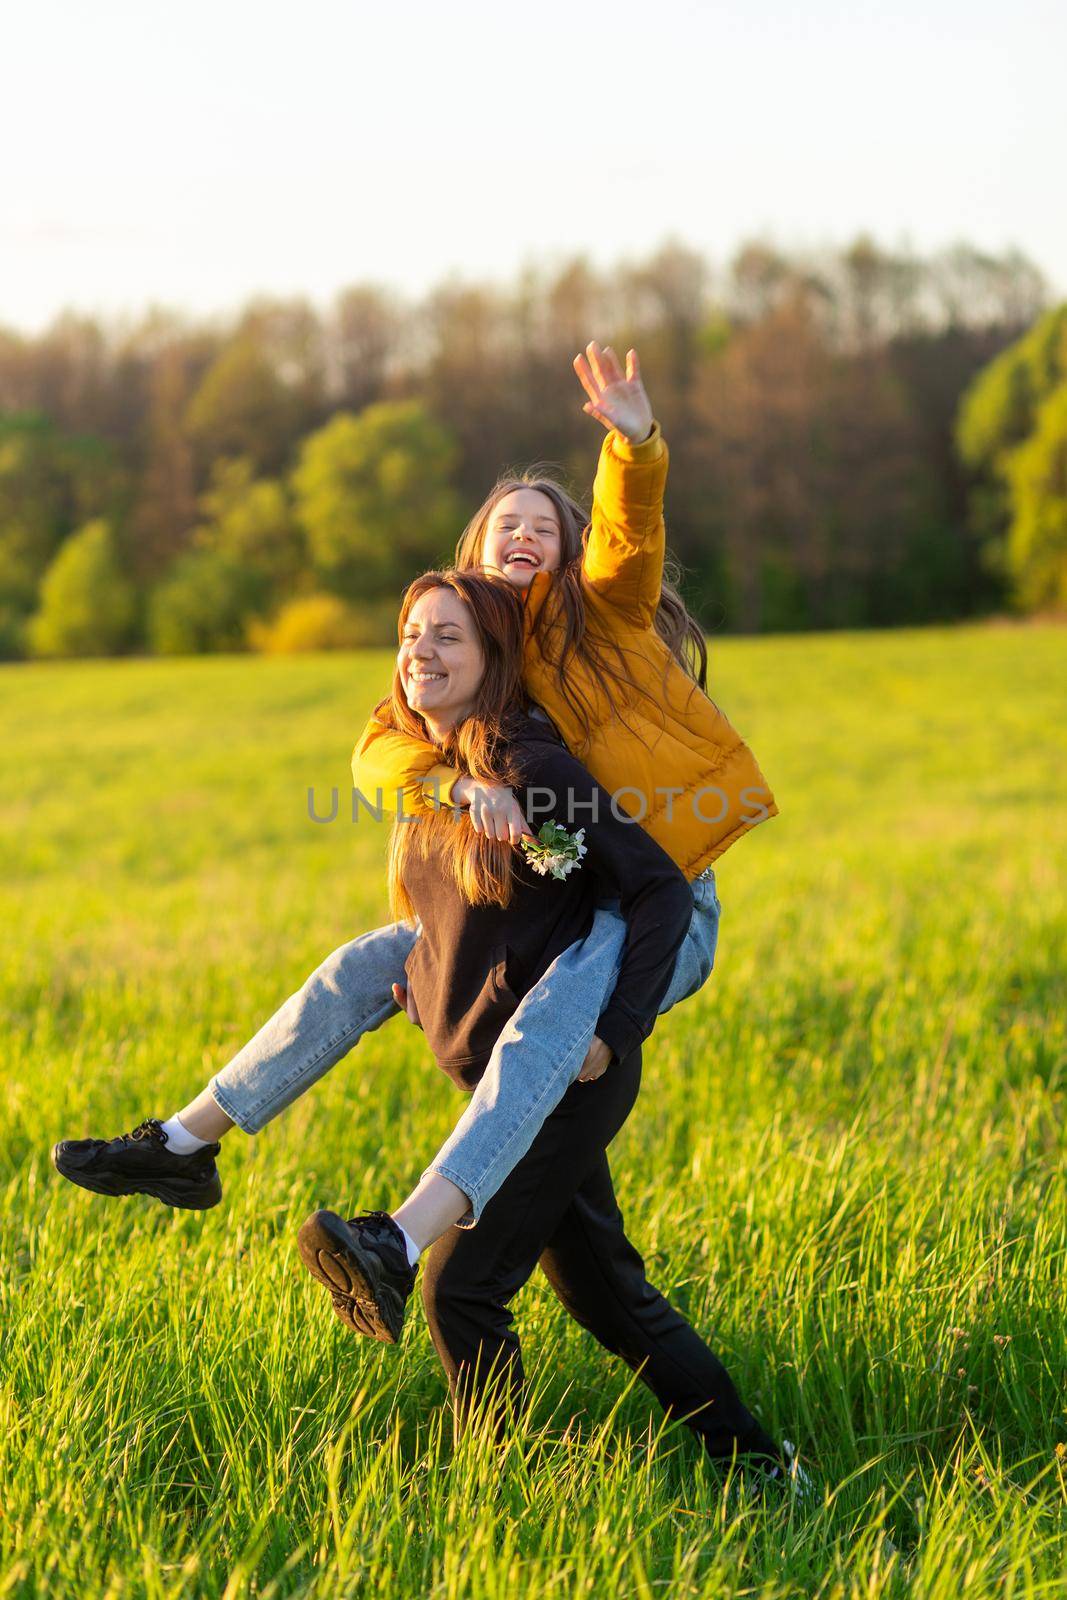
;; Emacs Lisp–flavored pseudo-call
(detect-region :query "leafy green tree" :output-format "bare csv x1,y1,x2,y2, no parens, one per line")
0,414,130,655
147,549,264,655
193,457,305,596
957,304,1067,607
184,335,303,473
0,410,126,574
148,459,305,655
28,519,135,657
1003,386,1067,608
291,402,460,600
0,415,70,612
957,305,1067,470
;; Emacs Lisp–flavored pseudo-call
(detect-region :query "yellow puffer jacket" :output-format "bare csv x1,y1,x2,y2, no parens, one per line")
352,424,777,879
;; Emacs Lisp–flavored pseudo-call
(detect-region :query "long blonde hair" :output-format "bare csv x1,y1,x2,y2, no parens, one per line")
385,570,532,917
454,468,708,752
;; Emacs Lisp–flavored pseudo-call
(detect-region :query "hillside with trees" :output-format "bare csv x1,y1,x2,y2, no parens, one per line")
0,237,1052,659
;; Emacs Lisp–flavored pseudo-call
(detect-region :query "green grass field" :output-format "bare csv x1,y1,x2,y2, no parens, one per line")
2,624,1066,1599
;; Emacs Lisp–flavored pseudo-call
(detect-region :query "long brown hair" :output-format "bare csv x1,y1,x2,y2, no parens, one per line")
454,467,709,754
385,570,531,918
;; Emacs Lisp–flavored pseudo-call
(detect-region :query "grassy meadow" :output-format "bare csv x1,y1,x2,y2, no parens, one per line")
2,623,1066,1598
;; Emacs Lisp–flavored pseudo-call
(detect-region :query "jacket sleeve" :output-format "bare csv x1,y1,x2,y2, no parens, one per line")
520,739,692,1064
581,422,669,630
351,702,462,816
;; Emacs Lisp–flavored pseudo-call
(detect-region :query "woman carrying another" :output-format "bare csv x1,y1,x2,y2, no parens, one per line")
297,567,801,1495
52,345,774,1291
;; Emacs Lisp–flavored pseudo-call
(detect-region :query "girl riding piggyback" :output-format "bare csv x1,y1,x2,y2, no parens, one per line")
52,343,778,1344
336,344,779,1285
358,344,775,889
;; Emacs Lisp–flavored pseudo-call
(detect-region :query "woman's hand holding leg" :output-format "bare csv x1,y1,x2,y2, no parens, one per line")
576,1034,613,1083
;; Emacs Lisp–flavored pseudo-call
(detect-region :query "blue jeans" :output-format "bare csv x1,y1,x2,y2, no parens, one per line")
211,871,720,1224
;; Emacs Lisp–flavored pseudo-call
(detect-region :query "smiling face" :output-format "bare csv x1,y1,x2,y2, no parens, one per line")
398,585,486,736
480,488,562,590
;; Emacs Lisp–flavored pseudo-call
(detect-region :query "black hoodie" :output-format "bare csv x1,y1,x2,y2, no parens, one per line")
401,709,694,1090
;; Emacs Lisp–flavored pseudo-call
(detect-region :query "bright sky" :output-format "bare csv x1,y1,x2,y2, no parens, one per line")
3,0,1063,332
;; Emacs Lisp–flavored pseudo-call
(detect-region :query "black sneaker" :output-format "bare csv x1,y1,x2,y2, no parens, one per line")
736,1438,818,1508
297,1208,417,1343
51,1117,223,1210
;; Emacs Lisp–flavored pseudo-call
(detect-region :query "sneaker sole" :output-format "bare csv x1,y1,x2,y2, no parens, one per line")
50,1146,222,1211
297,1209,406,1343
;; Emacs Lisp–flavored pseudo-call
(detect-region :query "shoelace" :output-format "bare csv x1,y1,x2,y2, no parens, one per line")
346,1208,394,1234
124,1118,168,1145
345,1211,415,1274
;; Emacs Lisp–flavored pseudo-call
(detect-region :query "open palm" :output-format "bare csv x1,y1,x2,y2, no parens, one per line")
573,341,654,444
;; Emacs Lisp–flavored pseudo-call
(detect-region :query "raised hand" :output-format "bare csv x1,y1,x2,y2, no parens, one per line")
573,341,654,444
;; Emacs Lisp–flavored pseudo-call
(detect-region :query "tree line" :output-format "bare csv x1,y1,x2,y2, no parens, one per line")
0,236,1058,661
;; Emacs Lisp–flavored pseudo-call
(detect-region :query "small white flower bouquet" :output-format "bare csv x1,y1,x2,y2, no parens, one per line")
519,821,587,880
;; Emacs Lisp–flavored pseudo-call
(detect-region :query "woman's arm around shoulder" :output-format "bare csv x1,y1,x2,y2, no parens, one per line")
351,703,461,816
353,705,534,842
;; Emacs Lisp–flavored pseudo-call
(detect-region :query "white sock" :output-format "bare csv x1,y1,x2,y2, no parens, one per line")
395,1222,421,1268
159,1114,211,1155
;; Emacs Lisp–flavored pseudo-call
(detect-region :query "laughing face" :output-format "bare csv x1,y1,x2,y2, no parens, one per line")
398,585,486,735
480,488,562,591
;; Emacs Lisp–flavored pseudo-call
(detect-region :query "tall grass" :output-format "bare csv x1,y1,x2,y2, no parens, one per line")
2,623,1065,1597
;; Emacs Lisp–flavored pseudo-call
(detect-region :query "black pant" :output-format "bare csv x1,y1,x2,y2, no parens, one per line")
420,1046,780,1466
